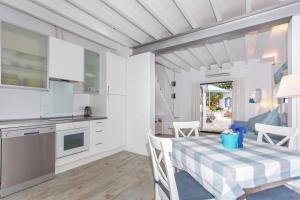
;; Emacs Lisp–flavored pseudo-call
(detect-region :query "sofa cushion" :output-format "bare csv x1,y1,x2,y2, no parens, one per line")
248,111,270,132
261,107,281,126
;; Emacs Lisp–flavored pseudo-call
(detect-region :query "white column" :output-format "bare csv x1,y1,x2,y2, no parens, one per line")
288,15,300,149
125,52,155,156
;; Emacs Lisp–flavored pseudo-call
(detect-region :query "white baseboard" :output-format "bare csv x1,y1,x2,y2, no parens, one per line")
55,147,125,174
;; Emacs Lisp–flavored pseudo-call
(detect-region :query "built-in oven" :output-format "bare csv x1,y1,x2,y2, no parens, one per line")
56,122,90,158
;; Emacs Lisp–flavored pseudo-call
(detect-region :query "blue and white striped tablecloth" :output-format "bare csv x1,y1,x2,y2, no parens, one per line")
172,135,300,200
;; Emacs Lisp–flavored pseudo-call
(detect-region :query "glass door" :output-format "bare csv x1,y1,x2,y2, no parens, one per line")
84,49,100,93
200,82,233,132
1,22,48,89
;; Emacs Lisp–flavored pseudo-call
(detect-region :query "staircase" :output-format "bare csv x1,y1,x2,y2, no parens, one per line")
155,65,175,135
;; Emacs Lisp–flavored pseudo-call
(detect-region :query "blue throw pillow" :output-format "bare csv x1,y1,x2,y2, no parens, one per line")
248,111,270,132
261,107,281,126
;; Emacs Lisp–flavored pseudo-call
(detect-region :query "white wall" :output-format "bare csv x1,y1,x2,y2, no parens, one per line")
171,59,273,122
288,15,300,147
126,52,155,156
0,87,92,120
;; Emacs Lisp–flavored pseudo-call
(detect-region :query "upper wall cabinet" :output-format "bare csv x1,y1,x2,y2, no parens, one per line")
106,52,126,95
1,22,48,89
84,49,100,93
48,37,84,82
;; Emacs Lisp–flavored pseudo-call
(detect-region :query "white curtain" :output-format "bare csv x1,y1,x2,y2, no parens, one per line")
192,83,201,121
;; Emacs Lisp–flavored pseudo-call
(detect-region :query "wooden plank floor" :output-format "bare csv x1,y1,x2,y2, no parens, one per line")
3,152,154,200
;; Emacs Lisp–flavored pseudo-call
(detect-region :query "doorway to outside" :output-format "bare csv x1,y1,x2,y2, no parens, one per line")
200,81,233,132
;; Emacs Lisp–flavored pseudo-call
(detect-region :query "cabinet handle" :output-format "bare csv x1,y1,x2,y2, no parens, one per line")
96,130,103,133
96,142,103,146
96,122,103,124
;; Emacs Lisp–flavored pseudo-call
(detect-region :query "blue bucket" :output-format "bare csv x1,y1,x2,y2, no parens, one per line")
221,133,239,149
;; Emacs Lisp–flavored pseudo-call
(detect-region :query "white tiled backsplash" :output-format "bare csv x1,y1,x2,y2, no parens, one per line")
0,88,41,120
0,86,90,120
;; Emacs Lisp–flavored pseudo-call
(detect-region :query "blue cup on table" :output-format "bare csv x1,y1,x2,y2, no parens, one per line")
221,133,239,149
230,124,247,148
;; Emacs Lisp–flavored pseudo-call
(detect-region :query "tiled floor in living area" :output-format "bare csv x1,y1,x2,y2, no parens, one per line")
3,152,154,200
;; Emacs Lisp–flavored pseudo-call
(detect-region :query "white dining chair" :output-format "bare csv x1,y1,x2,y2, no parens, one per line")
148,131,214,200
245,123,300,199
173,121,200,138
255,123,299,150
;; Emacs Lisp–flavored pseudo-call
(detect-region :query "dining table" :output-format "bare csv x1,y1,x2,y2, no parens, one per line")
171,134,300,200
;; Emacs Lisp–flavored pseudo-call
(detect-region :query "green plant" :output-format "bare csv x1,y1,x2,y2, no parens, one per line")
206,92,224,112
206,82,232,111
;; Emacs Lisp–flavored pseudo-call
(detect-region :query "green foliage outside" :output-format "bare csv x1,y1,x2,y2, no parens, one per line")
206,82,233,112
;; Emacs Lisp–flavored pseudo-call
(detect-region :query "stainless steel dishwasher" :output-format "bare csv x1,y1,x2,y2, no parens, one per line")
0,125,56,197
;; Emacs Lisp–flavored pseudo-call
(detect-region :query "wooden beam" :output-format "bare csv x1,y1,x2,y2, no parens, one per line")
209,0,222,22
66,0,142,44
188,48,210,68
0,0,132,52
223,40,234,66
187,49,208,68
136,0,176,34
173,0,197,28
133,1,300,54
156,56,185,72
155,62,181,73
205,44,222,67
99,0,157,40
29,0,138,47
173,51,200,70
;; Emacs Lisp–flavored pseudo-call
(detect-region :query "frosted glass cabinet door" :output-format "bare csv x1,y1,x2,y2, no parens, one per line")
84,50,100,93
1,22,48,89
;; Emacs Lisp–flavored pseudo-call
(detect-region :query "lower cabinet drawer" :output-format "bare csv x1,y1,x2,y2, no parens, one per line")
90,120,106,127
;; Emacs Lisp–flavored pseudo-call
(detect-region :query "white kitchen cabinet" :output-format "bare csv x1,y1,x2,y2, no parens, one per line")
106,52,126,95
90,119,107,153
1,22,48,89
107,95,126,151
48,37,84,82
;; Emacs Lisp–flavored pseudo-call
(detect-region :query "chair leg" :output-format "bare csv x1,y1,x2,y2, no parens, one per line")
155,183,162,200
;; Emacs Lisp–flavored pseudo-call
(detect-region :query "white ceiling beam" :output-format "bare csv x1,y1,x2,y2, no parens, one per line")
136,0,175,34
205,44,222,67
0,0,132,53
172,0,197,28
133,1,300,54
65,0,143,44
223,40,234,66
209,0,222,22
155,62,181,73
173,51,200,70
187,49,208,68
99,0,156,40
160,54,190,71
29,0,138,47
155,56,182,72
246,0,252,14
188,48,210,68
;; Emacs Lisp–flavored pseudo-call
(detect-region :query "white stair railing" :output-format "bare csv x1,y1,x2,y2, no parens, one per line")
155,65,174,114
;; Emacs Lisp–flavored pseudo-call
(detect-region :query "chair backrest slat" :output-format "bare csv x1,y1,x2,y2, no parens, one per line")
173,121,200,138
148,132,179,200
255,123,299,150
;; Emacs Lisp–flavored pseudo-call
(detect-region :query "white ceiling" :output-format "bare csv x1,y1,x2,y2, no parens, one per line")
0,0,291,72
0,0,295,47
156,23,288,72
